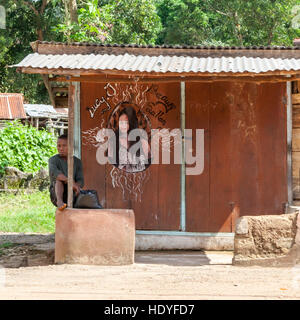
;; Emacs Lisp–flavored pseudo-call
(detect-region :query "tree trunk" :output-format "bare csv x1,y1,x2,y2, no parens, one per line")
22,0,49,41
69,0,78,24
63,0,78,42
233,11,243,46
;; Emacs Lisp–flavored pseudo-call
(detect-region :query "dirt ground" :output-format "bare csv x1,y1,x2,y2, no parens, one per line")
0,233,300,300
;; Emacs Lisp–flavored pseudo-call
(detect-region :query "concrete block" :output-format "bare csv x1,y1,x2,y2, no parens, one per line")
233,212,300,267
235,217,249,235
234,237,256,255
55,208,135,265
135,234,234,251
296,213,300,245
275,238,294,250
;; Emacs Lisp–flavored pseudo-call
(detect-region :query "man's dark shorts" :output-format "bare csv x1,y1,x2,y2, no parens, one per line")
49,183,76,207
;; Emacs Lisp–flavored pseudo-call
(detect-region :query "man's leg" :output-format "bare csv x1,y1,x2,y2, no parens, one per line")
55,180,67,210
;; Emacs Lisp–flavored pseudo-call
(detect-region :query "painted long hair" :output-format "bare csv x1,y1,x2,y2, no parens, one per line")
112,105,143,165
118,106,138,134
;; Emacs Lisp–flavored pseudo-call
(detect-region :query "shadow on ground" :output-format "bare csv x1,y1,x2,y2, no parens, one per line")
135,250,233,266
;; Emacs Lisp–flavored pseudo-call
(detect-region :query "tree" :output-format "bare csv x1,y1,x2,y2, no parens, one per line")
55,0,162,45
61,0,78,41
0,0,299,105
107,0,162,45
0,0,63,103
204,0,300,46
54,0,112,43
156,0,300,46
156,0,211,45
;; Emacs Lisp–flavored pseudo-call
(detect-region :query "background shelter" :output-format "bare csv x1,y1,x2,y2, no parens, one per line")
13,41,300,249
0,93,26,127
23,103,68,134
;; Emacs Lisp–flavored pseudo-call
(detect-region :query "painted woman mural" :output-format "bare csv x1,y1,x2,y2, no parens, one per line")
82,82,177,202
107,103,151,173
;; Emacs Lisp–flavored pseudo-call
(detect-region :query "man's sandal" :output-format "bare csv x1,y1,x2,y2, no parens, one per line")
58,203,67,211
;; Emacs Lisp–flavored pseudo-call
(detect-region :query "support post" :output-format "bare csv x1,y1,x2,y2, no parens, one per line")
180,81,186,231
67,82,75,208
287,81,293,206
73,81,81,158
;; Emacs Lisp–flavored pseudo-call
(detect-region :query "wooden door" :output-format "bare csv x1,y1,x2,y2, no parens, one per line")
185,82,287,233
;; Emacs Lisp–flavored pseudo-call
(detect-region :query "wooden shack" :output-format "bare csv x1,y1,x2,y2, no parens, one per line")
0,93,26,127
13,41,300,249
23,104,68,134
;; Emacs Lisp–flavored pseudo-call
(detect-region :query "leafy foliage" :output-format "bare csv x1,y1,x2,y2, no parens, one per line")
203,0,300,46
0,120,57,173
54,0,112,42
0,0,299,104
55,0,162,45
106,0,162,45
156,0,300,46
156,0,210,45
0,0,64,103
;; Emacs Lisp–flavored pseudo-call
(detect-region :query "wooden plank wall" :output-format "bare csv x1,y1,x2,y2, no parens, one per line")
80,79,288,233
292,81,300,201
80,81,181,231
186,82,287,233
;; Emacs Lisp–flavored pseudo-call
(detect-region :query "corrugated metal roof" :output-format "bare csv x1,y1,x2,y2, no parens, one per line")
0,93,26,120
14,52,300,74
24,104,68,118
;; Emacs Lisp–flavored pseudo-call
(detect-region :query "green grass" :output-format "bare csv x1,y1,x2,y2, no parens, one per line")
0,190,55,233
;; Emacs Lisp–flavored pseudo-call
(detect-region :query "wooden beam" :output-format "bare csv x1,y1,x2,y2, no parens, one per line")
52,87,69,94
19,66,300,78
48,74,300,84
67,83,75,208
292,93,300,105
41,74,56,107
292,81,300,94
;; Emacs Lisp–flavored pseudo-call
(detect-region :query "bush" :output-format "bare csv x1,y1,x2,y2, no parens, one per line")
0,120,57,174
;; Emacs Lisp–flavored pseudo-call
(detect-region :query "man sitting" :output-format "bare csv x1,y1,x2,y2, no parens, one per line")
48,134,84,211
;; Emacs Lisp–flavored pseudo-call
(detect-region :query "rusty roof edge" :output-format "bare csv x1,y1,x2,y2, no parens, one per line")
30,41,39,53
33,40,300,51
0,93,24,96
32,41,300,59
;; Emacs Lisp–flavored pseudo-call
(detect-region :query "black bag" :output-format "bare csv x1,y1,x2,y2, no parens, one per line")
74,190,102,209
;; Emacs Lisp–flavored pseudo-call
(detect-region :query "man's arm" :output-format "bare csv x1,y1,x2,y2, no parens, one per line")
56,173,68,183
49,157,65,182
49,157,80,194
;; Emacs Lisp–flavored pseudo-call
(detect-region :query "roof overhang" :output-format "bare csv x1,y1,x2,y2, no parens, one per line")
10,41,300,82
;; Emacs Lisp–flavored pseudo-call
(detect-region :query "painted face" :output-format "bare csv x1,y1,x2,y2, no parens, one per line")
119,114,129,133
57,138,68,158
